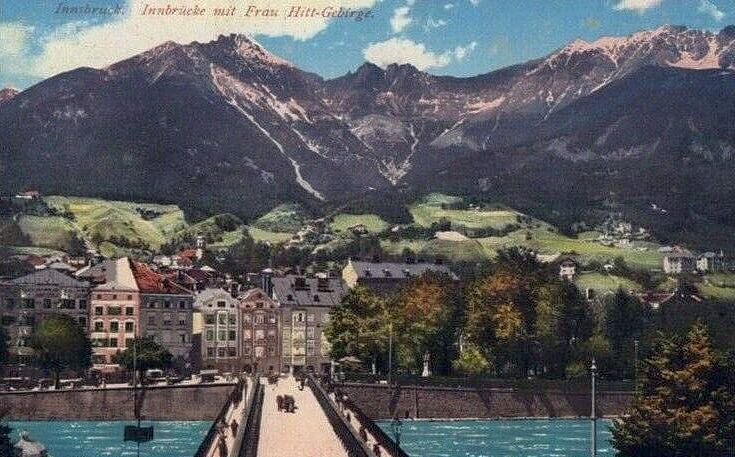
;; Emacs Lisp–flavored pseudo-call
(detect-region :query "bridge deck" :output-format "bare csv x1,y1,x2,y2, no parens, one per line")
257,376,348,457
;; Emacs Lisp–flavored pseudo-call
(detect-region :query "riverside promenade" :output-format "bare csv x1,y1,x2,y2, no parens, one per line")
257,376,348,457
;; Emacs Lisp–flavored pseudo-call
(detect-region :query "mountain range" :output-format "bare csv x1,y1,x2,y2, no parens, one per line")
2,25,735,248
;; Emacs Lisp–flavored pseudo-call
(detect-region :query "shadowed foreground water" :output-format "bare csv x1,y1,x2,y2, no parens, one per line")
377,419,614,457
8,421,210,457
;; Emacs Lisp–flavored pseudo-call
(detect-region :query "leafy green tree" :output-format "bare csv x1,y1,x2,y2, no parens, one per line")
30,315,92,389
0,326,9,366
113,337,172,384
452,344,493,376
612,322,735,457
325,286,390,372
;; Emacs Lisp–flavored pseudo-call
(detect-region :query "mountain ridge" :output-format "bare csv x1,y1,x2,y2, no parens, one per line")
2,25,735,247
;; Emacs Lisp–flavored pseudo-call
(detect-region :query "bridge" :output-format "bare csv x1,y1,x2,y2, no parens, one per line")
195,374,408,457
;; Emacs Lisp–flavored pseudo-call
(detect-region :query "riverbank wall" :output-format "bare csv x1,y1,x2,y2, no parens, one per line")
1,383,236,421
338,383,632,420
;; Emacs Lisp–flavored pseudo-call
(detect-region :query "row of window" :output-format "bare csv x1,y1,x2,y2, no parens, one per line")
4,298,87,310
95,294,134,301
147,313,187,327
146,299,191,310
204,313,237,325
204,345,277,358
94,305,134,316
91,337,132,348
2,315,86,328
93,320,135,333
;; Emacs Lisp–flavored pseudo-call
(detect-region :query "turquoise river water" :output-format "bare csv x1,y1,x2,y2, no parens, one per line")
7,418,613,457
377,419,614,457
8,421,210,457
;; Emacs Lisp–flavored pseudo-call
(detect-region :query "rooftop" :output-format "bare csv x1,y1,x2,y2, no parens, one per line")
271,275,347,307
6,268,89,288
348,260,458,280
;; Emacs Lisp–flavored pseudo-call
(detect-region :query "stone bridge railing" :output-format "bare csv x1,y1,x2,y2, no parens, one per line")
308,374,408,457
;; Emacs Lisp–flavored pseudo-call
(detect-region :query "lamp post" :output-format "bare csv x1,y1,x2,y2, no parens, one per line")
633,338,639,393
391,417,403,447
591,358,597,457
388,322,393,386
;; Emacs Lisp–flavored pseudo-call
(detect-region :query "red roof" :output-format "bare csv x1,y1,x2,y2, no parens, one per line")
130,260,192,295
25,255,46,266
178,249,198,260
185,268,211,282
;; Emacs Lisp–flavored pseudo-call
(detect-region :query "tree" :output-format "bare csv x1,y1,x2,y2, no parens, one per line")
30,315,92,389
465,271,536,377
604,289,652,379
612,322,735,457
325,286,390,373
452,344,493,376
394,272,462,375
113,337,172,384
0,407,12,457
0,326,8,367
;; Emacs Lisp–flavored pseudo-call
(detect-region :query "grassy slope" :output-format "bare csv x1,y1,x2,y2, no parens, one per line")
330,214,389,233
409,194,520,230
476,227,662,270
251,203,308,233
381,194,663,268
16,215,83,252
45,196,186,250
575,272,643,295
700,273,735,300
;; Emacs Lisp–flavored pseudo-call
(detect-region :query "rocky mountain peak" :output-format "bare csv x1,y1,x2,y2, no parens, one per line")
212,33,292,67
546,24,735,72
0,88,19,103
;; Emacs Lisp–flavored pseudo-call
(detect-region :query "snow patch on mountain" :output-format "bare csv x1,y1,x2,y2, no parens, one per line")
209,64,326,200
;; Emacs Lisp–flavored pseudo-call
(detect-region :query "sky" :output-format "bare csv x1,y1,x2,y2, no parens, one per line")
0,0,733,89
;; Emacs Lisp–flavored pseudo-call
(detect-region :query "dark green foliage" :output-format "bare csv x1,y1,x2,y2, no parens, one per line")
603,289,653,379
112,337,173,381
612,323,735,457
0,221,31,246
0,407,12,457
203,229,271,274
0,326,8,366
30,315,93,389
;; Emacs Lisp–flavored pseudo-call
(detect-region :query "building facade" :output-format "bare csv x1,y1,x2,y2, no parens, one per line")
195,288,240,372
0,269,91,364
269,274,347,375
342,260,458,295
132,261,195,363
89,259,141,366
238,288,280,375
662,252,696,274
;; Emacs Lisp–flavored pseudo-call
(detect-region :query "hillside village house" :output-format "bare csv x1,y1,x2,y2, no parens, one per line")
697,251,726,273
342,259,458,295
268,273,347,374
238,287,281,375
195,288,240,372
559,258,577,280
662,250,696,274
0,269,91,364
